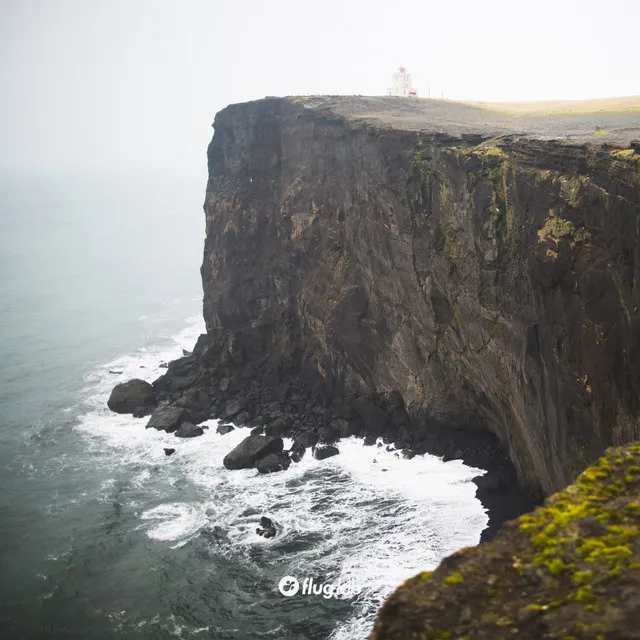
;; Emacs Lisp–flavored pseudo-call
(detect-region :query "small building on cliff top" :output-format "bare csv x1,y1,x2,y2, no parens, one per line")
388,66,417,97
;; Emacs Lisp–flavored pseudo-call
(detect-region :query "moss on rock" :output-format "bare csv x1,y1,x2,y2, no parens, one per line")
369,442,640,639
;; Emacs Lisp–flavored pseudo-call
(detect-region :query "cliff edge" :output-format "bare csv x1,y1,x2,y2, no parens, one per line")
189,96,640,497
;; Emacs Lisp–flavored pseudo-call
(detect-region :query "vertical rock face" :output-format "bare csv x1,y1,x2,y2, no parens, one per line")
201,96,640,498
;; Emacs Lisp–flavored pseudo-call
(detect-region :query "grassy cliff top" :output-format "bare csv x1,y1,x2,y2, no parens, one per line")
369,442,640,640
276,95,640,147
462,95,640,115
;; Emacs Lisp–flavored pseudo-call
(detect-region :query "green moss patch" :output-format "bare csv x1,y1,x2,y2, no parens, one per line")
537,208,590,259
370,443,640,640
537,210,575,243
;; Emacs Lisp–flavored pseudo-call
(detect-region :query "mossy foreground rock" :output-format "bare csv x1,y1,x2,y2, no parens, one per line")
370,443,640,639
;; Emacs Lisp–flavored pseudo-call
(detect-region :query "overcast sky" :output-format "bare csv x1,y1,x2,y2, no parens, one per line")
1,0,638,180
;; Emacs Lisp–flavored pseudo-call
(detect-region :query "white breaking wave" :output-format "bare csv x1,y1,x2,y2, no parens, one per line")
139,502,209,546
75,313,488,639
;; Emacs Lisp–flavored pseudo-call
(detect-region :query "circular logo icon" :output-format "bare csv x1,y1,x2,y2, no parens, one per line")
278,575,300,597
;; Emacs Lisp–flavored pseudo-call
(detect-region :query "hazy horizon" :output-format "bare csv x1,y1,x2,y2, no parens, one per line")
2,0,638,180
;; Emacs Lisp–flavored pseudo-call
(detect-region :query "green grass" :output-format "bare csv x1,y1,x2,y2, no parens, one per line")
461,95,640,116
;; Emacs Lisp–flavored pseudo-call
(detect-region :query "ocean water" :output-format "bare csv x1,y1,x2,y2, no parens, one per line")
0,170,488,639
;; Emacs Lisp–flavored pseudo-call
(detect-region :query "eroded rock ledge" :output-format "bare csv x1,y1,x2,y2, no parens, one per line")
369,442,640,639
147,96,640,526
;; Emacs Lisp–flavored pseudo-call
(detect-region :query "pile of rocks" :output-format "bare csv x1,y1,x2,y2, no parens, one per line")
106,333,531,537
106,349,513,480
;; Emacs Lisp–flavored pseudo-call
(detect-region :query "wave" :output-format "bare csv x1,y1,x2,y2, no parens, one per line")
74,313,488,638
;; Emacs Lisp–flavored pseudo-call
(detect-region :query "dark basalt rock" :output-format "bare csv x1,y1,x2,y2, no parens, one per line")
145,406,193,433
175,388,210,413
235,411,251,426
132,406,155,419
223,398,245,419
163,448,175,456
107,379,156,415
170,373,201,392
289,441,306,463
216,423,235,435
294,432,317,448
316,424,338,445
352,397,389,436
265,417,291,438
222,435,284,470
256,516,278,538
255,452,291,474
473,473,503,492
152,356,201,396
312,444,340,460
442,448,464,462
174,422,204,438
333,418,358,438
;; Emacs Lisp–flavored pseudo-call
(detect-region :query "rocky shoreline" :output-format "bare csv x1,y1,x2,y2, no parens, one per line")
108,329,539,542
198,96,640,503
106,93,640,636
110,94,639,544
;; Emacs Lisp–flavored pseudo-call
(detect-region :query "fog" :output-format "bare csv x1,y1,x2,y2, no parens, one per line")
1,0,638,179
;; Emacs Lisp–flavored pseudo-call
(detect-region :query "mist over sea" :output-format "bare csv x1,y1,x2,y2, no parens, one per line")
0,170,488,639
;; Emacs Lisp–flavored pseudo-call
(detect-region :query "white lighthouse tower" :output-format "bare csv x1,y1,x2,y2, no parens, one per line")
388,66,417,97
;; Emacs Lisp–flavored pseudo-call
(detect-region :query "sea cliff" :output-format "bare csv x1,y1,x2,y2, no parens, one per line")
184,96,639,497
107,94,640,636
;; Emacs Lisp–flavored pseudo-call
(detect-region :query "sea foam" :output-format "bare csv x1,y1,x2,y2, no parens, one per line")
75,314,488,638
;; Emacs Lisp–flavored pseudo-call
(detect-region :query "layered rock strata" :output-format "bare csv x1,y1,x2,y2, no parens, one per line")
121,96,640,533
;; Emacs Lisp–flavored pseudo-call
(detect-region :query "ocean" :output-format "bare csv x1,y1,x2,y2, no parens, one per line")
0,170,488,639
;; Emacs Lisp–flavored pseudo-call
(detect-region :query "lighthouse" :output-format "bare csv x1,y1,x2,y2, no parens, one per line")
388,66,417,97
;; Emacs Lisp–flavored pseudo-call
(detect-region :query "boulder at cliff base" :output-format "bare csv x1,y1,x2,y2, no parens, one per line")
107,379,156,415
145,406,193,433
223,435,284,470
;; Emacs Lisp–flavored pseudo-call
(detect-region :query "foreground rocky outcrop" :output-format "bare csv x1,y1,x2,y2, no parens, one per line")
110,95,640,535
370,442,640,639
